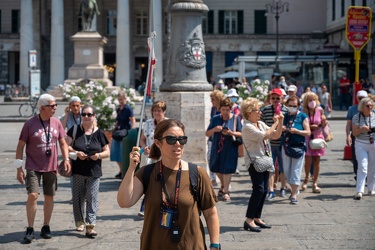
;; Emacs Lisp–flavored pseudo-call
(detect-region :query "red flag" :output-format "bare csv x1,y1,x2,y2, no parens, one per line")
147,37,156,97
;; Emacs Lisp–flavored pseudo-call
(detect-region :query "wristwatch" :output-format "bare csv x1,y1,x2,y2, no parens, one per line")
210,243,221,249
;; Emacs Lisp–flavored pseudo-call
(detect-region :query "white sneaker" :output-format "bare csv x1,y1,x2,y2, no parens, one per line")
354,192,362,200
368,191,375,196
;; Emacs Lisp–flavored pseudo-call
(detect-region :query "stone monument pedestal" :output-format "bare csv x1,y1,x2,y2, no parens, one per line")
64,32,112,86
155,91,211,167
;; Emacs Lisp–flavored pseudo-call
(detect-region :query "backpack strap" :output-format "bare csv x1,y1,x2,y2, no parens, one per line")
188,162,200,213
142,163,156,195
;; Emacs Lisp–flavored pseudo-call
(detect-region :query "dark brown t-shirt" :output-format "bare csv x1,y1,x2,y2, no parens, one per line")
135,162,217,250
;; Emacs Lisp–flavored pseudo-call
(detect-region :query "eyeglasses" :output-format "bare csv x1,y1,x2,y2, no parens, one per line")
366,105,373,108
271,97,281,101
81,112,94,117
157,136,188,145
252,109,261,113
44,104,57,108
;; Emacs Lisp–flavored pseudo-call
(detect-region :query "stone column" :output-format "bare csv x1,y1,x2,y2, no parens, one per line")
157,0,212,166
19,0,34,88
116,0,130,87
150,0,163,91
49,0,65,88
160,0,212,92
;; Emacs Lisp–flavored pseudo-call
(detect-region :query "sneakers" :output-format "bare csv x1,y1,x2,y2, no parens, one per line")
354,192,362,200
23,227,34,243
368,191,375,196
290,197,298,205
40,225,52,239
280,188,288,198
266,192,276,201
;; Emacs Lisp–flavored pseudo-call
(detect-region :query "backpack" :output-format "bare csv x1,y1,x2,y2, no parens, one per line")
142,162,201,211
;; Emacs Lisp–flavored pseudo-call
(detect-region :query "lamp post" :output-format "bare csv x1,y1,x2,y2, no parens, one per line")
265,0,289,73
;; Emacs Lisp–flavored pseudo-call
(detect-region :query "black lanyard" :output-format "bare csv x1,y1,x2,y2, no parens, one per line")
159,161,182,209
39,115,50,148
285,114,297,144
82,125,94,151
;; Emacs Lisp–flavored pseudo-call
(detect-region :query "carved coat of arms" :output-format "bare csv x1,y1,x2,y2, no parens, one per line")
177,33,206,69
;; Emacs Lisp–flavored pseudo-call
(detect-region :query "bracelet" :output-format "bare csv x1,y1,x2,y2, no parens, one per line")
64,158,70,161
13,159,23,168
210,243,221,249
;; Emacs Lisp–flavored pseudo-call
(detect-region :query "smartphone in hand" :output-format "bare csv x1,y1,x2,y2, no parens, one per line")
275,104,281,115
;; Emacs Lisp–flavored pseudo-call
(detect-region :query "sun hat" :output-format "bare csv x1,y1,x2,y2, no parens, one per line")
226,88,239,97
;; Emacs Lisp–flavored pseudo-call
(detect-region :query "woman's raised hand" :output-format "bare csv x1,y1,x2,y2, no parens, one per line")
130,147,141,166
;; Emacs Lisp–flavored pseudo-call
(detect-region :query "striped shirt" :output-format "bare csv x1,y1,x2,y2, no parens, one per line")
260,104,289,147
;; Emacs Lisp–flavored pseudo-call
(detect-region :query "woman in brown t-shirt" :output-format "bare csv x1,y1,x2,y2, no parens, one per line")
117,119,220,250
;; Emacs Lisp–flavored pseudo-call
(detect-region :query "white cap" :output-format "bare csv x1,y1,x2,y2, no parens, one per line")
357,90,368,98
288,85,297,92
226,88,239,97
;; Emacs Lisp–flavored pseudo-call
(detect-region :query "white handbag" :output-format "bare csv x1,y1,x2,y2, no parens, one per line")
309,138,328,150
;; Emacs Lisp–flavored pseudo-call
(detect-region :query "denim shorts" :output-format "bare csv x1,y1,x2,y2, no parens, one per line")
25,170,57,196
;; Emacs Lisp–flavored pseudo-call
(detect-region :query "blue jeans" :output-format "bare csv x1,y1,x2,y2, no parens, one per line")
271,145,284,173
246,164,269,219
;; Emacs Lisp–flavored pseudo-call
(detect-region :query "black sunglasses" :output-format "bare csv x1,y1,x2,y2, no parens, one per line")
158,136,188,145
81,112,94,117
45,104,58,108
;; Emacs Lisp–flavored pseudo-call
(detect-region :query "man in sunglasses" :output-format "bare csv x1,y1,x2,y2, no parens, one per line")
14,94,71,243
260,88,289,200
346,90,368,180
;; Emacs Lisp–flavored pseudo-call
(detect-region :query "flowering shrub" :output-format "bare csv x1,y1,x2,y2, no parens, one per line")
60,81,136,131
222,79,270,104
248,79,270,102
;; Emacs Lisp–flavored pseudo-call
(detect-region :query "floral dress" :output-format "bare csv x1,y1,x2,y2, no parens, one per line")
304,107,325,156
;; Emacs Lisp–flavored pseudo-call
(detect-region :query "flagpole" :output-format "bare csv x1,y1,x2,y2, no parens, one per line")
136,31,156,147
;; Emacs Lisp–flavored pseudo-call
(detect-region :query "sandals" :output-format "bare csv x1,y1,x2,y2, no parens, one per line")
85,226,97,238
222,193,231,202
218,186,224,198
76,225,85,232
312,184,321,193
301,178,308,191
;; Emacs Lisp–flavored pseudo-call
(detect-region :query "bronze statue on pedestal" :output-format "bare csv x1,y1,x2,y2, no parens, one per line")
78,0,100,31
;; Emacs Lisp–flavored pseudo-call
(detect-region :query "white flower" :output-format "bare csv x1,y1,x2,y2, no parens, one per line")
244,90,250,94
264,80,270,85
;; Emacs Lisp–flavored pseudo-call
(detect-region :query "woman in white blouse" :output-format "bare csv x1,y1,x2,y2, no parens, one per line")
241,97,283,232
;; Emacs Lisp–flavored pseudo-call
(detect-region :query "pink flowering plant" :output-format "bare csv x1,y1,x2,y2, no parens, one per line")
60,81,136,131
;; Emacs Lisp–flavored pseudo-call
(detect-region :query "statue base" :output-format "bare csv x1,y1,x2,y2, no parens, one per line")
64,31,112,86
155,91,211,167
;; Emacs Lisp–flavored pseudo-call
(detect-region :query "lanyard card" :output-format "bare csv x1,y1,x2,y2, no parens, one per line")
160,208,174,229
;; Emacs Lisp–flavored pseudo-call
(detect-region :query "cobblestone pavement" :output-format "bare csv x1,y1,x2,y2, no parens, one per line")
0,121,374,250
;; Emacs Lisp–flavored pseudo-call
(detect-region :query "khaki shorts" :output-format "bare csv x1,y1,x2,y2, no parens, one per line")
25,170,57,196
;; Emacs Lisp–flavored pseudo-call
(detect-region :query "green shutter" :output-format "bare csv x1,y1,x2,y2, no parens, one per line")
218,10,224,34
208,10,214,34
237,10,243,34
254,10,267,34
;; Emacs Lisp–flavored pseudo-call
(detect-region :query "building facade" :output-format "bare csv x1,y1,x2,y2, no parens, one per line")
0,0,373,95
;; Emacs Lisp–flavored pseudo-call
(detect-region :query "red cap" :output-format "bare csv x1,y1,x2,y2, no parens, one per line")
270,88,283,96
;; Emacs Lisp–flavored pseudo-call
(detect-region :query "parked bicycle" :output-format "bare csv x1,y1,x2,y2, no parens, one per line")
19,96,39,117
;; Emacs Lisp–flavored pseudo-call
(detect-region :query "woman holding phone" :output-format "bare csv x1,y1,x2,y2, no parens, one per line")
66,105,110,237
206,98,242,201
